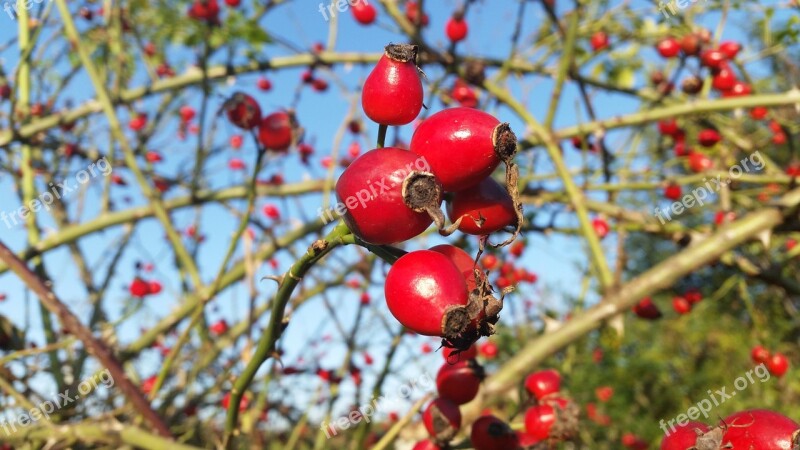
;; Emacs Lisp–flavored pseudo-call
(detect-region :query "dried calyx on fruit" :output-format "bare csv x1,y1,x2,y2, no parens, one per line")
410,107,524,247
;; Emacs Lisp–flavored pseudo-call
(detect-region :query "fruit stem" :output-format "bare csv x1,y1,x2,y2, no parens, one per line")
377,124,388,148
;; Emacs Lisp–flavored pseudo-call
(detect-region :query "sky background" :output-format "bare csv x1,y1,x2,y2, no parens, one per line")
0,0,790,432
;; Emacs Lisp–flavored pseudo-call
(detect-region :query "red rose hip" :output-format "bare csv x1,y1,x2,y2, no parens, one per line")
335,147,443,245
362,44,423,126
384,250,470,337
447,177,518,236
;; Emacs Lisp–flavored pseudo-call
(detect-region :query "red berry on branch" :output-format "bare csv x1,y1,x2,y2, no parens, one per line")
422,398,462,442
351,1,377,25
362,44,423,126
446,14,468,43
225,93,262,130
470,415,520,450
447,177,518,236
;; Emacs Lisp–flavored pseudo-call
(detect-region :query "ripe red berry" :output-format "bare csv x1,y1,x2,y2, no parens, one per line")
714,210,736,226
684,289,702,304
225,0,240,6
412,440,443,450
437,360,482,405
429,244,483,292
179,105,196,123
524,369,561,401
524,405,555,440
258,111,294,152
335,147,443,245
442,344,477,363
592,218,610,239
230,134,243,149
700,49,726,69
311,78,329,92
656,37,681,58
362,44,423,126
385,250,469,337
672,296,692,315
257,77,272,91
188,0,220,23
722,410,799,449
688,151,713,173
595,386,613,402
479,341,498,359
451,79,478,108
750,106,768,120
225,92,262,130
481,254,499,271
633,297,662,320
351,1,377,25
210,319,228,335
767,352,789,377
405,1,429,26
130,278,150,298
680,34,702,56
658,119,681,137
470,415,520,450
262,204,280,219
445,14,468,43
422,398,462,442
751,345,770,365
447,177,518,235
712,67,737,91
719,40,742,59
659,421,710,450
410,107,517,192
698,129,721,147
129,112,148,132
590,31,609,52
723,81,752,97
664,183,682,200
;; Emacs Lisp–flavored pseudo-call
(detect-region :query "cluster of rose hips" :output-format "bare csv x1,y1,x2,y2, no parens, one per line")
332,43,522,350
660,409,799,450
632,289,703,320
186,0,243,26
413,367,577,449
751,345,790,378
222,91,298,154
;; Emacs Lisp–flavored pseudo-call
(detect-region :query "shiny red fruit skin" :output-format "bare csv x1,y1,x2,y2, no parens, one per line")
479,341,498,359
751,345,770,364
225,93,262,130
429,244,482,292
412,440,443,450
470,415,520,450
130,278,150,298
446,17,468,42
442,344,478,362
767,352,790,377
410,107,506,192
592,218,609,238
664,183,682,200
524,405,556,440
437,360,482,405
658,119,681,136
384,250,469,336
712,67,737,91
362,46,423,126
701,49,726,69
698,129,721,147
524,369,561,400
672,296,692,315
719,41,741,59
447,177,517,235
722,409,800,449
422,398,462,438
351,1,377,25
659,421,709,450
258,111,293,151
335,148,440,245
688,152,713,173
656,38,681,58
590,31,609,51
